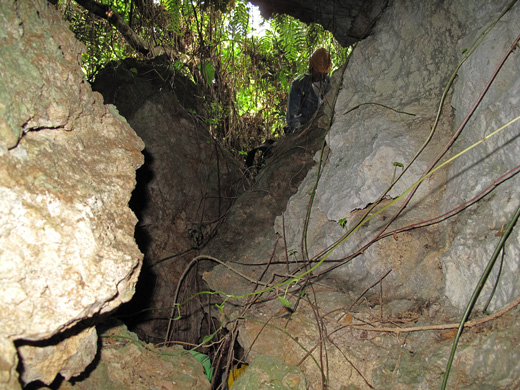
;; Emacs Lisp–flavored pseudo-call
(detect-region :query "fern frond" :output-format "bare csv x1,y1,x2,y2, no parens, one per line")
162,0,183,35
229,0,249,39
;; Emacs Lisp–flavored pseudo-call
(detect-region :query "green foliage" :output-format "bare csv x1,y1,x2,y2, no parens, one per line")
163,0,183,35
59,1,138,79
230,0,250,38
199,60,215,85
188,350,214,381
59,0,348,155
278,296,292,307
338,218,347,228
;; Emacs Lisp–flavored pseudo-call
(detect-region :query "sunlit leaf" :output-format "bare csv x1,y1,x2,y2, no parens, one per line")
278,296,291,307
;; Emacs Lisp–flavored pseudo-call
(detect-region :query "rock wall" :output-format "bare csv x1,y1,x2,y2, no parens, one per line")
203,0,520,388
440,1,520,312
278,0,520,387
250,0,388,46
281,0,520,312
0,0,144,388
92,57,243,345
2,0,518,388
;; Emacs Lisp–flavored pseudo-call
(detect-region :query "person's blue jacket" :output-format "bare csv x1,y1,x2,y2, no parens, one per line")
286,73,331,132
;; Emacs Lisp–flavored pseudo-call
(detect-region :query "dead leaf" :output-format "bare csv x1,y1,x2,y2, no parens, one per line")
441,329,458,340
495,224,506,237
341,313,353,324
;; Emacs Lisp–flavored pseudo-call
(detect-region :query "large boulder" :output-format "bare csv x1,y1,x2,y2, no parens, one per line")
282,0,520,315
58,321,211,390
440,1,520,312
0,0,144,388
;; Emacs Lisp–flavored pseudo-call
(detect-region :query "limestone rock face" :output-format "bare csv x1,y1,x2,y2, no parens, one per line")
17,327,98,385
277,0,461,308
440,2,520,312
0,0,144,388
204,0,520,388
279,0,520,309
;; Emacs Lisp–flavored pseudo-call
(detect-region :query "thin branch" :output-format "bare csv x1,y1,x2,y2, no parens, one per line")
165,255,271,342
346,293,520,335
74,0,157,56
327,336,376,389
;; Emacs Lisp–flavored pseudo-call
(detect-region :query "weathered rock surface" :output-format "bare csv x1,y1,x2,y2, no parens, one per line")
0,0,144,388
59,321,210,390
231,354,307,390
92,57,243,345
440,1,520,313
279,0,462,306
2,0,519,388
250,0,388,47
236,291,520,389
281,0,520,313
203,0,520,388
17,327,98,385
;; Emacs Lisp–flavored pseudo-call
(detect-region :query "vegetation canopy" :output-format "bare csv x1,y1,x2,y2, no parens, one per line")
58,0,348,155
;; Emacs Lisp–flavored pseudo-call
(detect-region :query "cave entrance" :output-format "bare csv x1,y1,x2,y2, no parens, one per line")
62,0,347,342
57,0,350,387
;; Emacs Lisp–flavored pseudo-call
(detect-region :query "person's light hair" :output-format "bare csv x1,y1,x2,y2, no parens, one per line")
310,48,332,73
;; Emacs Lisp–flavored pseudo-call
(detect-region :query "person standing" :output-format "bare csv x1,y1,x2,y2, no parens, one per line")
286,48,332,133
